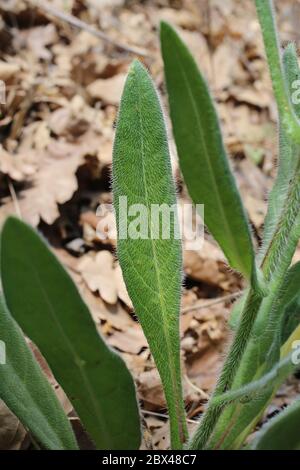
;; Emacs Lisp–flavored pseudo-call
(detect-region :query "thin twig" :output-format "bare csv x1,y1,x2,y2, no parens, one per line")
141,409,197,425
7,177,22,219
181,290,243,315
28,0,151,58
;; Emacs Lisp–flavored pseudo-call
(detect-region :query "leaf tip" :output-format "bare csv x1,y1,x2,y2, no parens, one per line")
129,58,146,77
2,215,21,243
159,20,177,43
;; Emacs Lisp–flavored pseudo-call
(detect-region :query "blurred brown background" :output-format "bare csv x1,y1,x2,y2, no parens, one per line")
0,0,300,449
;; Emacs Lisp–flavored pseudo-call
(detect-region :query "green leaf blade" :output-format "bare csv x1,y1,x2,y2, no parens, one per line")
261,44,300,260
208,261,300,449
160,22,258,287
251,398,300,450
255,0,300,145
1,217,141,450
0,295,77,450
113,60,187,449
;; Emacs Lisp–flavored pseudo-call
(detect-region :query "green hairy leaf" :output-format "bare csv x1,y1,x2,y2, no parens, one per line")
0,295,77,450
113,59,187,449
160,21,260,290
251,398,300,450
1,217,141,450
278,262,300,343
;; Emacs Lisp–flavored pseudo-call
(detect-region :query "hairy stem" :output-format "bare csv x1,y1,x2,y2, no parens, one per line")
188,288,262,449
189,167,300,449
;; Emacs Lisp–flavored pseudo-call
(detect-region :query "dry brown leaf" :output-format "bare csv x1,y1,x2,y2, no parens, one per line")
77,251,132,307
77,251,118,304
48,107,72,136
151,421,170,450
2,139,99,226
0,401,27,450
81,285,135,331
231,83,271,108
187,346,223,392
138,368,166,409
183,239,240,290
213,41,238,90
107,325,147,355
26,24,58,61
0,61,20,80
47,95,105,138
18,142,83,225
244,194,267,229
87,73,127,105
157,7,200,30
0,145,36,181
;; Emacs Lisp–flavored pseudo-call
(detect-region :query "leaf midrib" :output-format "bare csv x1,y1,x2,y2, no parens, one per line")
26,260,109,446
134,71,184,438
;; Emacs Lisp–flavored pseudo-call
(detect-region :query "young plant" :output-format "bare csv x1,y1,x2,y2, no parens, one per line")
159,0,300,450
1,0,300,451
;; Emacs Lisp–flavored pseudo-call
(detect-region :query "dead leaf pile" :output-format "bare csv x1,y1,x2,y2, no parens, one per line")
0,0,299,450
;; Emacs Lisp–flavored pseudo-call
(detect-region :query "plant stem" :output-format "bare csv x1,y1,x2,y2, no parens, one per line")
188,165,300,449
188,288,262,449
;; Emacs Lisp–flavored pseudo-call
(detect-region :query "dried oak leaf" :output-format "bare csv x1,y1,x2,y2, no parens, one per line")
107,326,147,355
77,250,132,308
0,401,28,450
183,239,240,290
77,251,118,305
19,141,85,225
87,73,127,105
0,144,36,181
26,24,58,61
0,61,20,80
0,139,93,226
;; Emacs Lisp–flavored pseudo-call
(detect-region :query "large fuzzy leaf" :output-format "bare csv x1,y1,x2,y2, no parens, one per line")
251,398,300,450
113,60,187,449
160,22,259,289
1,217,141,450
0,295,77,450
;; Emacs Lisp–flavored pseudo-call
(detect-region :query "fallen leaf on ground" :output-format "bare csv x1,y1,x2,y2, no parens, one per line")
87,73,127,105
77,250,132,307
0,401,27,450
